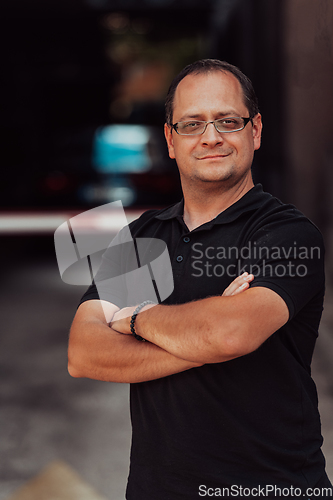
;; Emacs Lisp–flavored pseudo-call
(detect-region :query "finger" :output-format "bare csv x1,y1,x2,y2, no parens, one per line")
222,273,254,297
229,274,254,296
222,272,248,296
112,307,136,321
110,317,131,334
230,281,249,296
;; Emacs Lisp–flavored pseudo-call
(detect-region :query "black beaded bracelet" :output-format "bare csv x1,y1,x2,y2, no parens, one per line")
130,300,155,342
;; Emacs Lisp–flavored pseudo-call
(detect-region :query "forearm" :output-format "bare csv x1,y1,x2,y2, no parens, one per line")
68,316,202,384
134,297,237,364
132,289,288,364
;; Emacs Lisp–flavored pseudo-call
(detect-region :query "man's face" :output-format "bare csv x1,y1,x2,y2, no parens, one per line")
164,71,262,190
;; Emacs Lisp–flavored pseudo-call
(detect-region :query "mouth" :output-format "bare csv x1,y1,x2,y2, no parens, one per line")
197,153,231,160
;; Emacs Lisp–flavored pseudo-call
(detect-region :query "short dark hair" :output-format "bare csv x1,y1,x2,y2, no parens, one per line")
165,59,259,125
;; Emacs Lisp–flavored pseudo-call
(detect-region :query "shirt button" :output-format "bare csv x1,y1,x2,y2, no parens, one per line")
176,255,183,262
183,236,190,243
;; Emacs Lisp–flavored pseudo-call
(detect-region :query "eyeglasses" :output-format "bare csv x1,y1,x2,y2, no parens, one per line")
171,117,253,136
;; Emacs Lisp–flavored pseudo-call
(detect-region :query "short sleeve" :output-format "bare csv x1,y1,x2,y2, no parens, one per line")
78,212,172,309
79,225,132,309
240,218,325,320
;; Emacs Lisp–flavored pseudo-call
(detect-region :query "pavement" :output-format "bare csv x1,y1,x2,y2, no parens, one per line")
0,235,332,500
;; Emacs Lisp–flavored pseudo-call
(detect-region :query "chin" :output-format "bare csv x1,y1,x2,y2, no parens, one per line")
195,170,235,183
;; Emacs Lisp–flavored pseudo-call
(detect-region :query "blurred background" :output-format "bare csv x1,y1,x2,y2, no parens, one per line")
0,0,333,499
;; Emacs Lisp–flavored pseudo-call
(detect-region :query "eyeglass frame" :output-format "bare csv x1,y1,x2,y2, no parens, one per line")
171,116,253,136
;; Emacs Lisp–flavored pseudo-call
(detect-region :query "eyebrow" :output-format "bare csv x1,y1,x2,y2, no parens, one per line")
177,111,242,122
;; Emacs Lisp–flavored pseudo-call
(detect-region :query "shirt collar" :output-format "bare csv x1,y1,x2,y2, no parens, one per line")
155,199,184,220
155,184,267,225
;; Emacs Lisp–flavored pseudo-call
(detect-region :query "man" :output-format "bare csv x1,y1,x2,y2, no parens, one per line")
68,60,332,499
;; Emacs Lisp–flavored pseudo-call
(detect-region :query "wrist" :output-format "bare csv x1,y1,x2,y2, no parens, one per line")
130,301,156,341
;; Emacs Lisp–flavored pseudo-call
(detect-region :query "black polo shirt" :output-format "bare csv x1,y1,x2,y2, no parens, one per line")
80,185,331,499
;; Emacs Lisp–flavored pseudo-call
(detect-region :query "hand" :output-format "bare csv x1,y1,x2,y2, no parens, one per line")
110,306,135,335
110,273,254,335
110,303,155,335
222,272,254,297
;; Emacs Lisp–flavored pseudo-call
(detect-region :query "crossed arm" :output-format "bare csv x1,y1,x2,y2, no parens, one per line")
68,274,289,383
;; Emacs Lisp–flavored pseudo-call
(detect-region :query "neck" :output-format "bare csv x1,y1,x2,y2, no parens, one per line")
182,177,254,231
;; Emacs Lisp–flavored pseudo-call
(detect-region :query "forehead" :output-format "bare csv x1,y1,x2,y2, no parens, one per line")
173,70,247,120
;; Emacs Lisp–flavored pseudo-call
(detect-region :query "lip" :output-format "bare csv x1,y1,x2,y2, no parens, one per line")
197,154,230,160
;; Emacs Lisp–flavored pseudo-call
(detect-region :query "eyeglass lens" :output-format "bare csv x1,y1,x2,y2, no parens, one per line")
177,117,246,135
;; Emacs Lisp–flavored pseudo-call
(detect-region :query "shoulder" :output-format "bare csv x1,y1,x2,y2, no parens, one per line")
247,188,324,249
129,208,163,228
128,201,182,236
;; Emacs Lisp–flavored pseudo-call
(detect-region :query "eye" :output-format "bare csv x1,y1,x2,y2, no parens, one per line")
182,121,202,130
216,117,243,131
221,118,238,125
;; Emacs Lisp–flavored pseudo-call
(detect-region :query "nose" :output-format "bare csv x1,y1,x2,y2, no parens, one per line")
201,122,224,146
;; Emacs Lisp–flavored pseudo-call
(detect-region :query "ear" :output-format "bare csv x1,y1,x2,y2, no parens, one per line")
164,123,176,159
252,113,263,151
